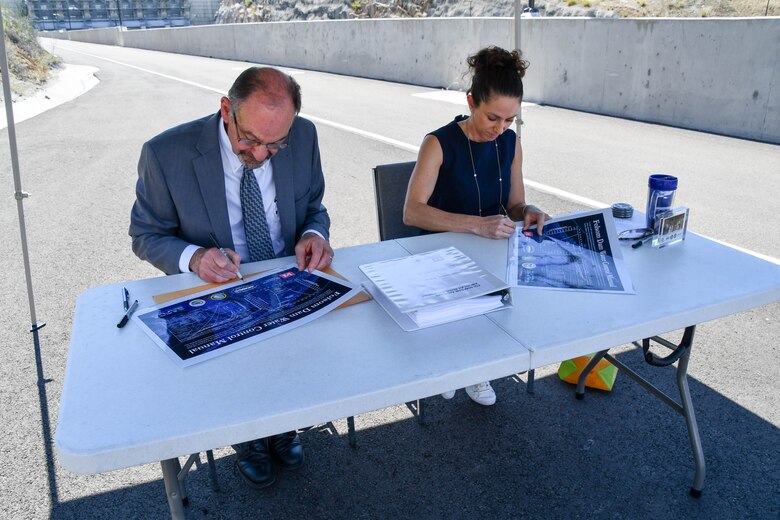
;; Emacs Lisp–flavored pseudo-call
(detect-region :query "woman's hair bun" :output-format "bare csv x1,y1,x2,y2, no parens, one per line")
466,46,529,106
467,46,528,79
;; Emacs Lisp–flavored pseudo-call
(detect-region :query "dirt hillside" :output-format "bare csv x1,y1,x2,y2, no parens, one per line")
215,0,779,23
1,7,61,100
553,0,779,18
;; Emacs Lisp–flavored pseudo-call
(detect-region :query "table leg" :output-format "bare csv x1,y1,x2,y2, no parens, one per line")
526,369,535,394
161,458,187,520
347,416,357,448
404,399,426,425
575,350,608,399
677,341,706,497
580,326,705,496
206,450,220,491
417,398,426,425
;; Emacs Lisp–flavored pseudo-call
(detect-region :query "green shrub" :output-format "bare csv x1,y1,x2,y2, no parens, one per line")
2,7,61,88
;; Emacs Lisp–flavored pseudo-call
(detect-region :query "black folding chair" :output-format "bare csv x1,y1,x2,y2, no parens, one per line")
372,161,421,241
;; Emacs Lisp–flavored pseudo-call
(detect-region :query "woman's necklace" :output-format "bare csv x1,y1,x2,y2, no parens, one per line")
464,119,505,217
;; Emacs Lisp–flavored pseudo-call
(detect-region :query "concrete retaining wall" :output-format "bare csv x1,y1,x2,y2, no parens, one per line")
521,18,779,144
45,17,780,143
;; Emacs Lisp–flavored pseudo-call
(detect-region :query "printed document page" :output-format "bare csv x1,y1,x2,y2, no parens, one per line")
360,246,508,313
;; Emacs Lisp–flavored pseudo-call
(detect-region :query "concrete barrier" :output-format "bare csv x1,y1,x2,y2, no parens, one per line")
521,18,780,144
44,17,780,143
51,26,123,46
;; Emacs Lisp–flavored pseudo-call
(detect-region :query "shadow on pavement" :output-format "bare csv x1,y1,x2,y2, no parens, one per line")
49,346,779,519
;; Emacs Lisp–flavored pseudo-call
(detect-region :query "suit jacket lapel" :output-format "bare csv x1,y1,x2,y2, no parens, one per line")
272,145,295,254
193,113,234,250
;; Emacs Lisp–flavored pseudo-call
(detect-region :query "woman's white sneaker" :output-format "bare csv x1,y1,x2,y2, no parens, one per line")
465,381,496,406
440,389,456,399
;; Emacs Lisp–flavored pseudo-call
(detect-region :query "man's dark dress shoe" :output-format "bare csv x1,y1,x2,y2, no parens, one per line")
233,439,276,489
269,431,305,470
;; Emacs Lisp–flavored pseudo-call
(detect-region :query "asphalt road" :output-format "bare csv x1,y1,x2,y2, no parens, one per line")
0,38,777,519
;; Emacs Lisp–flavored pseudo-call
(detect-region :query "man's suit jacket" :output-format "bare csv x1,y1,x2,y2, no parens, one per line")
129,112,330,275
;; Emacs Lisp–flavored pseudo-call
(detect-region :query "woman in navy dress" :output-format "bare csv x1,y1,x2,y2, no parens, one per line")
403,46,549,405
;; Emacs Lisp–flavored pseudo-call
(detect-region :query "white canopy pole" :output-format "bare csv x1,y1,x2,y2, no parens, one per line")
1,10,56,505
514,0,523,137
0,7,44,333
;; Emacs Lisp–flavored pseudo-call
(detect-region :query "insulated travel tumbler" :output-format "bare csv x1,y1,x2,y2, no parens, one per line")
646,174,678,230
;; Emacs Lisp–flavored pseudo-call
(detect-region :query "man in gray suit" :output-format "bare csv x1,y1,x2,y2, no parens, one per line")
130,67,332,489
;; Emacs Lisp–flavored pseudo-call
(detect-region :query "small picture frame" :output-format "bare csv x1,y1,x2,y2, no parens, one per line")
652,207,689,248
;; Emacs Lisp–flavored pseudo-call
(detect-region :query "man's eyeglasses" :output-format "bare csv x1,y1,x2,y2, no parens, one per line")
231,111,289,152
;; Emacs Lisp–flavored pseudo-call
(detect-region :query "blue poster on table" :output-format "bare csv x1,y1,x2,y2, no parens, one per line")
133,265,359,367
507,208,635,294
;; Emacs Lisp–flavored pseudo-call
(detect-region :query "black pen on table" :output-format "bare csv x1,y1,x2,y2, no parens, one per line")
209,233,244,280
117,299,138,328
122,287,129,311
632,235,654,249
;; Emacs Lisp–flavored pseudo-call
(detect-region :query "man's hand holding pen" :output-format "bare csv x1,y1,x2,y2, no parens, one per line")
190,246,242,283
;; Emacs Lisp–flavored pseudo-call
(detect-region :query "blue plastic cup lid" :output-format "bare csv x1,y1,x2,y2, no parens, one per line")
648,174,678,190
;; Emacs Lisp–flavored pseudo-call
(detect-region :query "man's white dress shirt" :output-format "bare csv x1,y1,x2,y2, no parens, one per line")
177,120,285,272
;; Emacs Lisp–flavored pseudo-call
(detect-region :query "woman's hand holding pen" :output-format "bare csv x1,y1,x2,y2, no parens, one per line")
189,247,242,283
474,215,516,240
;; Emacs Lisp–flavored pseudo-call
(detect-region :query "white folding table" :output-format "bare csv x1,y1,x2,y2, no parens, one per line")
56,221,780,517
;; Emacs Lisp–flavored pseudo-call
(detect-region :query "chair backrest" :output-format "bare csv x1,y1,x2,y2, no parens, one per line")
372,161,421,241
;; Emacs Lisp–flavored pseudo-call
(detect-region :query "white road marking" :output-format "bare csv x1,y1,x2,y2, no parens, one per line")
58,46,227,94
0,64,99,129
412,90,536,108
302,114,420,154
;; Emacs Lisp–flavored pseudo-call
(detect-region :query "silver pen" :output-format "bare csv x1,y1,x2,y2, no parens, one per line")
117,300,138,328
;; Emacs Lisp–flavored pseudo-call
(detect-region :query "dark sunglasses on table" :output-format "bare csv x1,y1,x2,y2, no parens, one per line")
231,110,289,152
